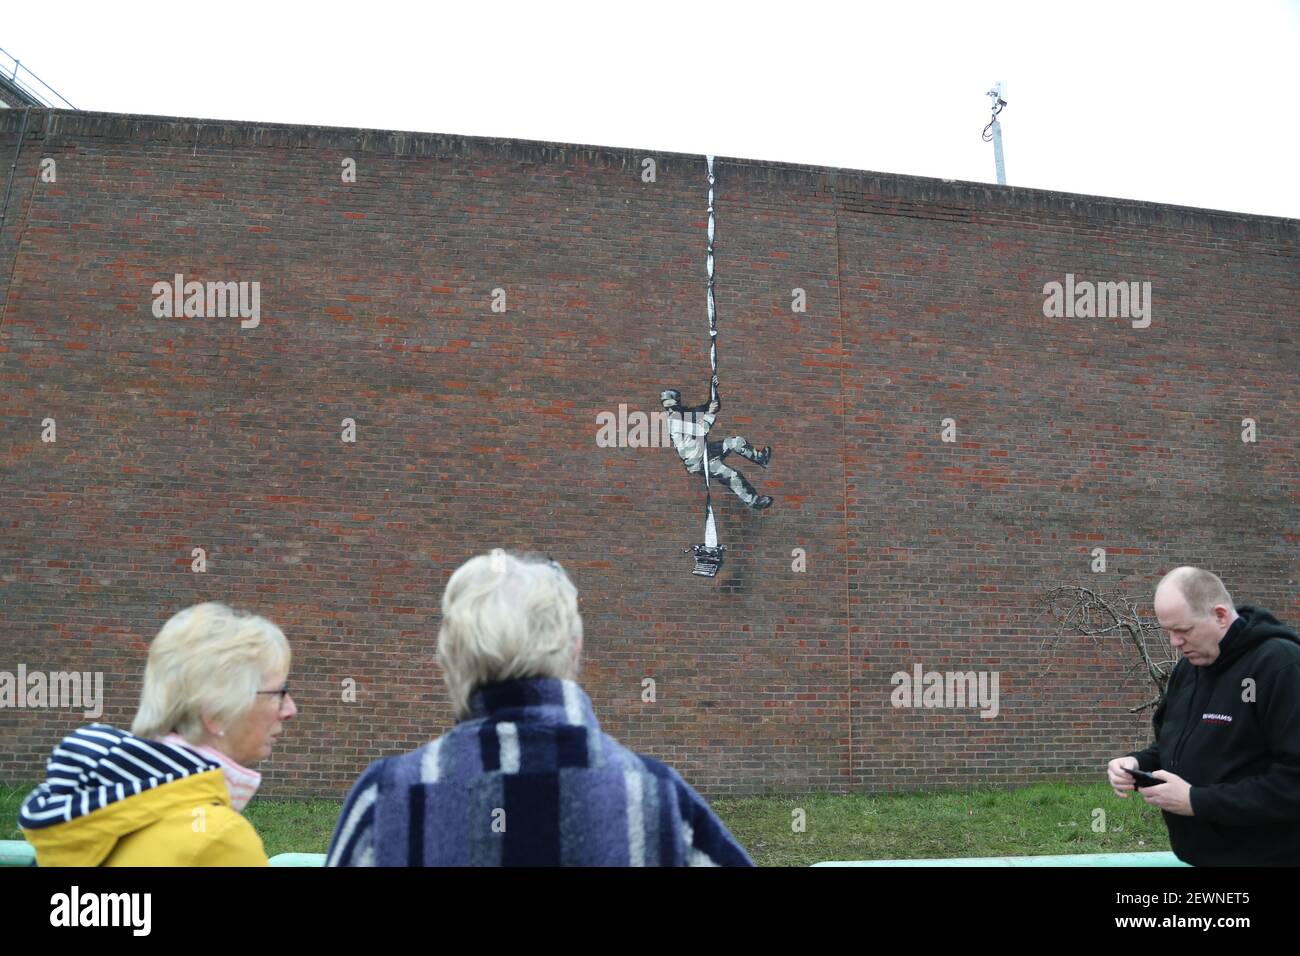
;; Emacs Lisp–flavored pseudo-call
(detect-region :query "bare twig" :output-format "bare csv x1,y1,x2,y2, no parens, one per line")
1037,585,1176,711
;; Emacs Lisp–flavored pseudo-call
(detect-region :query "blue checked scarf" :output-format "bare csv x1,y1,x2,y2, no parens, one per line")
326,677,753,866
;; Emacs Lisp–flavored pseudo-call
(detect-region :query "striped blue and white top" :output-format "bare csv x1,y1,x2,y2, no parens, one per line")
19,724,219,829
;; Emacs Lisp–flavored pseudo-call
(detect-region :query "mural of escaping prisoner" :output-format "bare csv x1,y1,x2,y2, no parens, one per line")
661,373,773,510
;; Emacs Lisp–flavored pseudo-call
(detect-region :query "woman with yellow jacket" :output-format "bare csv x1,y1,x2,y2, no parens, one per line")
19,602,297,866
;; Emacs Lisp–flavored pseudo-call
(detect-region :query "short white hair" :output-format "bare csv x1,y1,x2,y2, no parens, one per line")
132,602,291,741
1156,566,1235,618
437,550,582,720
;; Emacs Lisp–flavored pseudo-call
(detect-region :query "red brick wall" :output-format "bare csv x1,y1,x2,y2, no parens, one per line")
1,110,1296,797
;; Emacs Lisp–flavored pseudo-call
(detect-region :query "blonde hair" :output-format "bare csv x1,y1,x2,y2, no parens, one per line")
437,550,582,719
1157,566,1235,618
132,602,291,741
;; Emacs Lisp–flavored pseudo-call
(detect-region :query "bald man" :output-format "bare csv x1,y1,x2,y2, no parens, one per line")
1106,566,1300,865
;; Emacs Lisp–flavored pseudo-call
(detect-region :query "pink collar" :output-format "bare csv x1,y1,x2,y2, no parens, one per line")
162,733,262,812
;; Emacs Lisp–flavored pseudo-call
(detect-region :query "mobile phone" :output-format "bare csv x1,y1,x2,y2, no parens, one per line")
1124,767,1164,788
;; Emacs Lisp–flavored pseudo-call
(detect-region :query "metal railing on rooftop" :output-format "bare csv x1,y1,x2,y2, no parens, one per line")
0,46,75,109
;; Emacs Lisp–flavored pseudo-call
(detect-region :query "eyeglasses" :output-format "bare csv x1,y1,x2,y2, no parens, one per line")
256,684,291,706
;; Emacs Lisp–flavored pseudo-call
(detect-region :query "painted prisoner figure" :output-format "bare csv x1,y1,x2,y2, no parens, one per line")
661,373,773,509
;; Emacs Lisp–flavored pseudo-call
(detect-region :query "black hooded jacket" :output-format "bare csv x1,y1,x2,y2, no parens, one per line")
1128,605,1300,866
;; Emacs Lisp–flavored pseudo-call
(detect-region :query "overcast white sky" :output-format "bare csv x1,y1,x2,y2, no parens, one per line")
5,0,1299,218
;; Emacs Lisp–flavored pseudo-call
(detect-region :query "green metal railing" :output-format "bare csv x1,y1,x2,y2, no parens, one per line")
0,841,326,867
3,838,1181,867
813,851,1187,867
0,840,35,866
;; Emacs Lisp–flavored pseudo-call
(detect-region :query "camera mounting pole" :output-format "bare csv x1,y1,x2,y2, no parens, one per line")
983,81,1008,186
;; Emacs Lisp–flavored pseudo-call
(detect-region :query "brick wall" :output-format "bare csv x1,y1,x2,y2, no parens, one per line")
1,109,1295,798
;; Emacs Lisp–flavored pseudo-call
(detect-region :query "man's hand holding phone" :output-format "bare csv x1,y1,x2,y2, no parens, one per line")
1125,766,1165,788
1107,755,1141,797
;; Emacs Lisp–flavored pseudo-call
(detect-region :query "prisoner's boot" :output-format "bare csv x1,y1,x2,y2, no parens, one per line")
756,446,772,468
750,495,774,510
